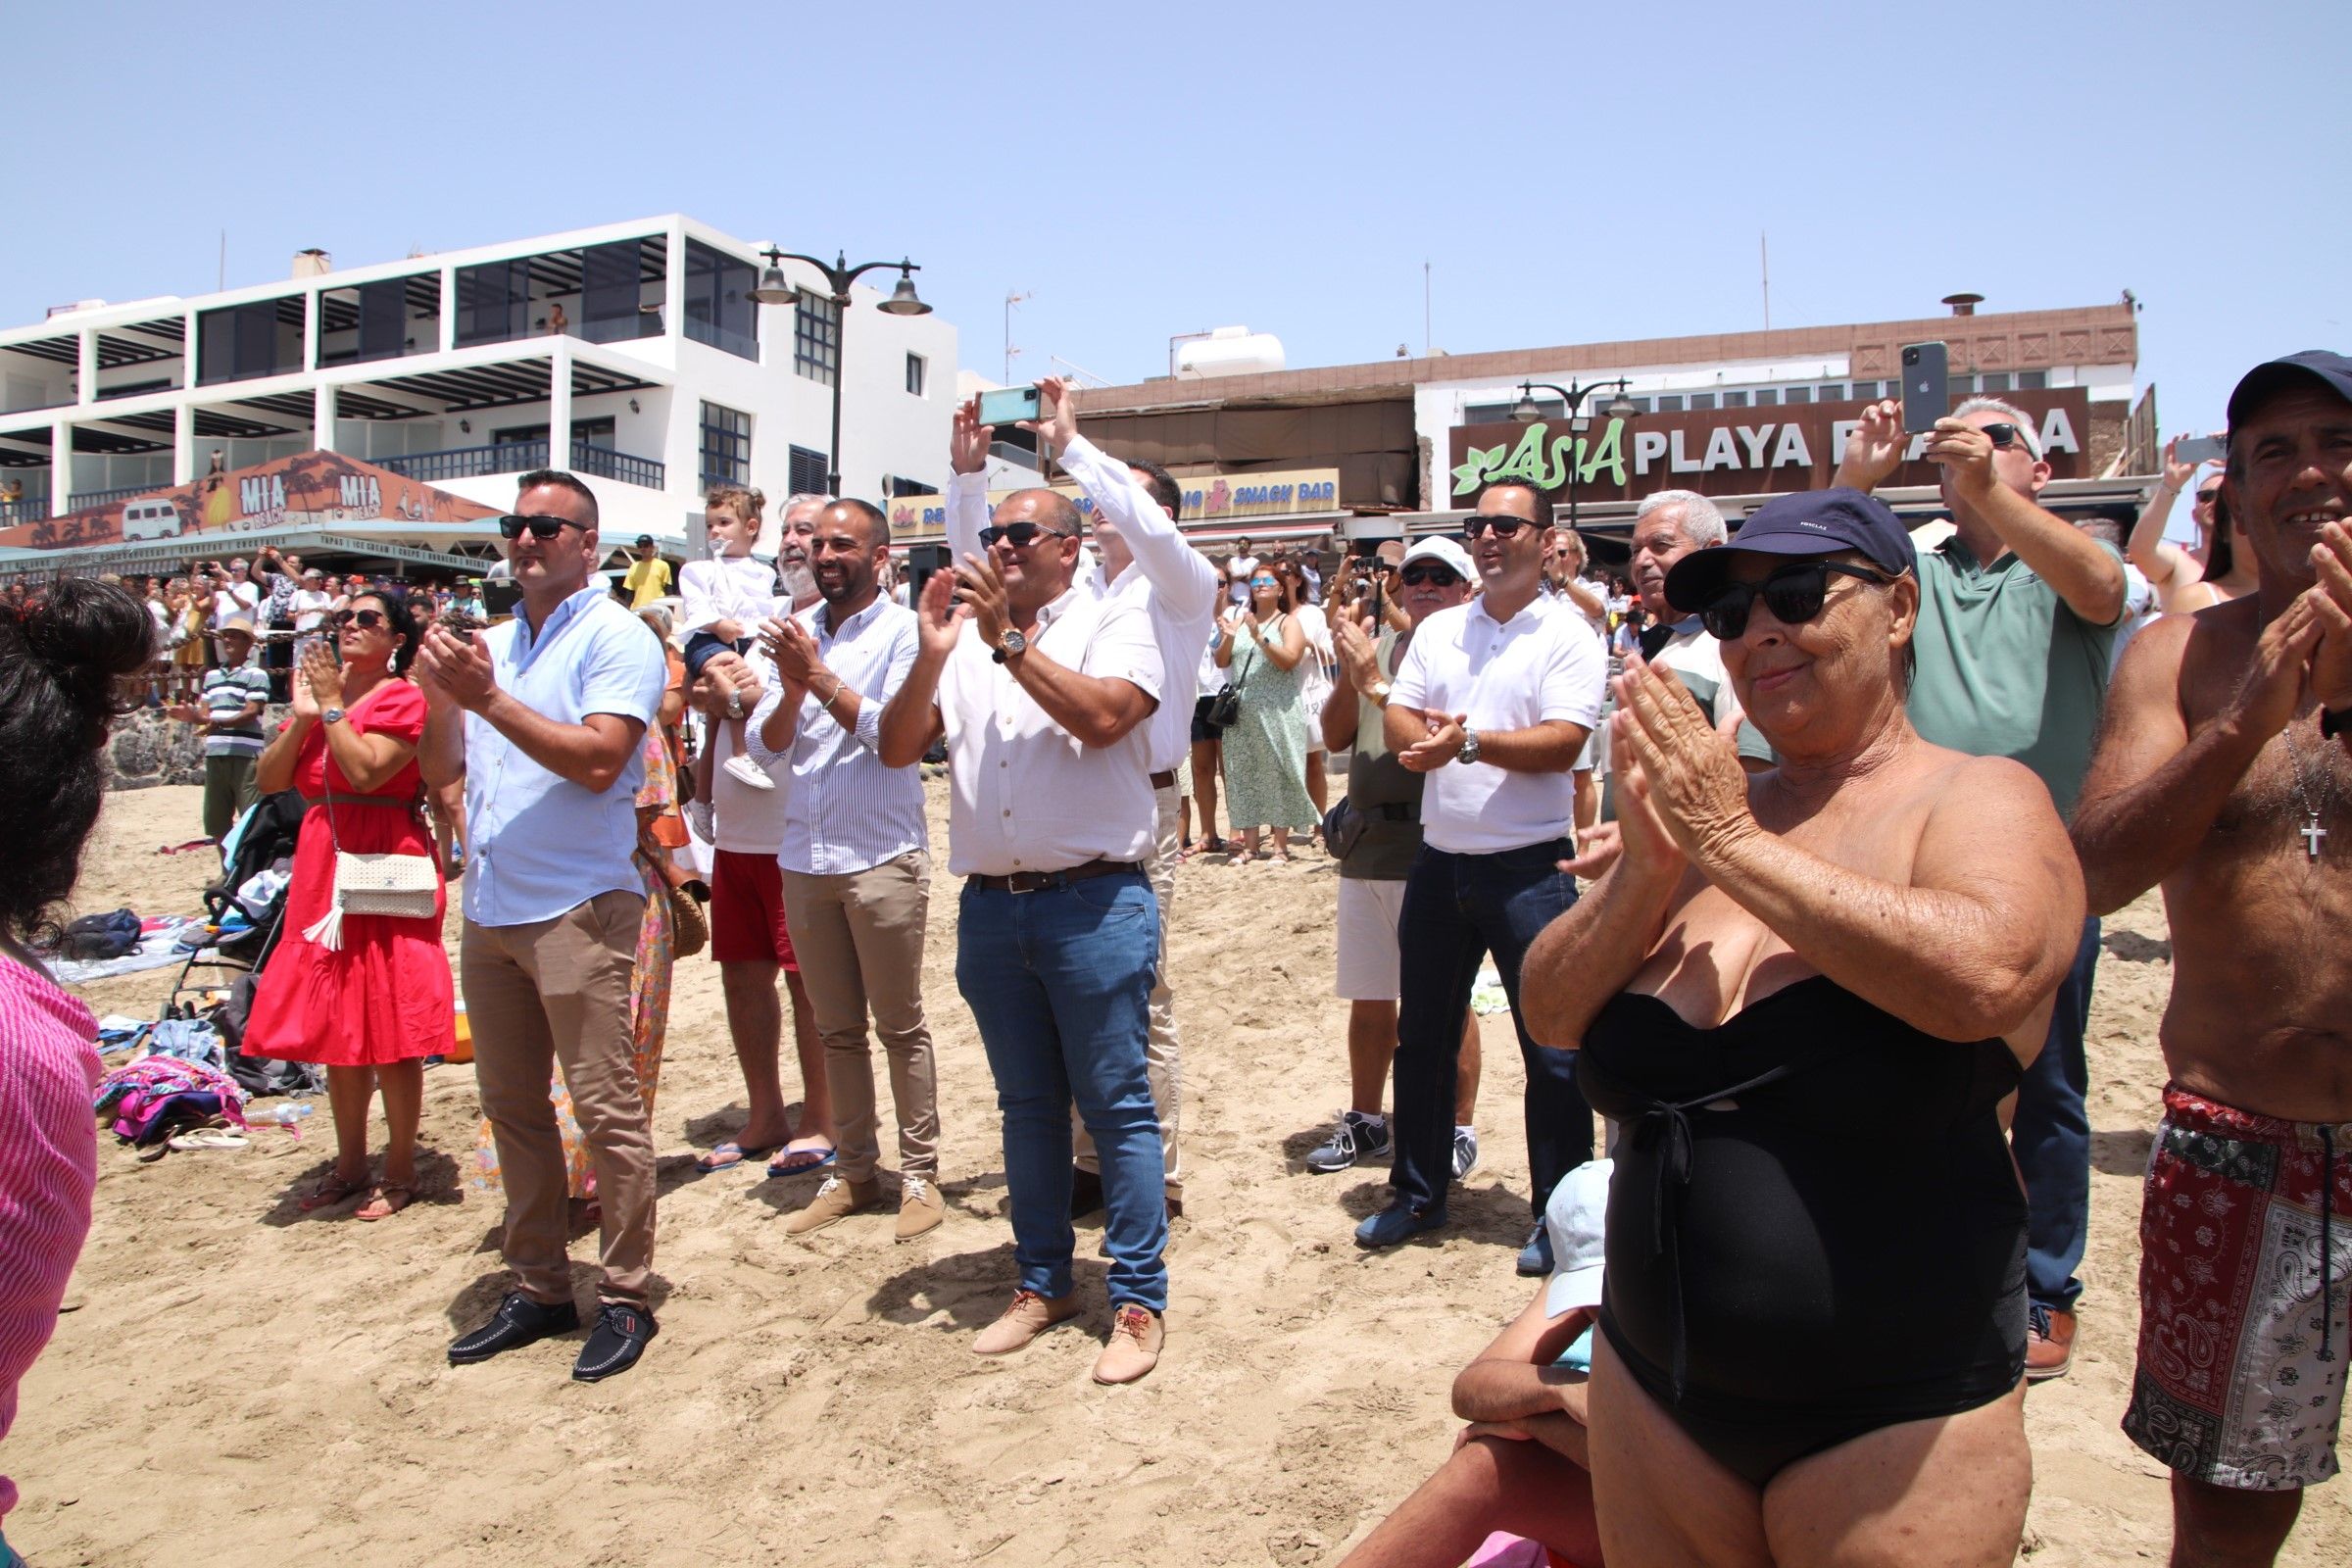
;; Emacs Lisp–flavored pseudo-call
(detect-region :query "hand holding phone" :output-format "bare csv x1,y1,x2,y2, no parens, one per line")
975,385,1042,429
1900,342,1949,433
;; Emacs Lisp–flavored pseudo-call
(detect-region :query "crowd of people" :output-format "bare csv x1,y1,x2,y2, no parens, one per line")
2,351,2350,1568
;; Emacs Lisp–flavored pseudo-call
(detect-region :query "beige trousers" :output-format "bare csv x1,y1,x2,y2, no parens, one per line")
1076,782,1184,1198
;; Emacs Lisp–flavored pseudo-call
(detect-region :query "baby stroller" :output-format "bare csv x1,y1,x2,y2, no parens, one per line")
164,788,304,1019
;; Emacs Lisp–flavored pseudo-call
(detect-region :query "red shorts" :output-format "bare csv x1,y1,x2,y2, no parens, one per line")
710,849,797,970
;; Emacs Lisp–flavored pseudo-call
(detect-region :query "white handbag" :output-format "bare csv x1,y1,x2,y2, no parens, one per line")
301,791,438,951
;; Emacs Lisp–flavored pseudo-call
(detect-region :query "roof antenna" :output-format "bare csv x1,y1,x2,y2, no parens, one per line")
1760,231,1770,331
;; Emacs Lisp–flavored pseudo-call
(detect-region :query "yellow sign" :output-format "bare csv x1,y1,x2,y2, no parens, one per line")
985,466,1341,525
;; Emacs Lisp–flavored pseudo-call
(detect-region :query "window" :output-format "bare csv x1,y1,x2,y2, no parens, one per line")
1981,372,2011,393
196,300,300,384
888,476,938,498
581,239,655,345
2018,369,2047,390
905,352,927,397
1655,394,1684,413
1815,383,1844,402
1753,388,1779,406
1465,399,1560,424
795,293,840,384
454,259,532,348
1690,393,1715,411
788,444,829,495
1722,390,1748,408
681,239,757,360
1849,380,1878,401
1784,386,1811,405
699,401,752,488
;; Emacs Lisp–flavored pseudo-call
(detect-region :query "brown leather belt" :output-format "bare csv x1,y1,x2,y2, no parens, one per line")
1149,770,1177,789
967,858,1145,895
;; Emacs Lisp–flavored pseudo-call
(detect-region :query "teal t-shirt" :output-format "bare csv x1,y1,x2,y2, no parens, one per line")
1906,535,2123,818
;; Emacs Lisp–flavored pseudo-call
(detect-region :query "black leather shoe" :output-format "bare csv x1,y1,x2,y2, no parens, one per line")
1068,1165,1105,1220
449,1291,578,1365
571,1302,658,1383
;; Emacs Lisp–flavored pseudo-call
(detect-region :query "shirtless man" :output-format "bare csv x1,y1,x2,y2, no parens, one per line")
2074,350,2352,1568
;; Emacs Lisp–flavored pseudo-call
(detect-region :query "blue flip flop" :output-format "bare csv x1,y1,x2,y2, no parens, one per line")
765,1146,838,1178
695,1140,781,1174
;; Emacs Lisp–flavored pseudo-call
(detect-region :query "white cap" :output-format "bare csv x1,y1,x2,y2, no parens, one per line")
1400,535,1475,582
1542,1157,1611,1317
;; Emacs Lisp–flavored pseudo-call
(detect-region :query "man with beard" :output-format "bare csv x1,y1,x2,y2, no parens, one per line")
2075,352,2352,1568
750,499,940,1241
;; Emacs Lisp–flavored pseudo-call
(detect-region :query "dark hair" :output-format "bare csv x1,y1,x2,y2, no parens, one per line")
0,580,156,943
1480,478,1555,525
1128,460,1182,520
2206,488,2234,580
350,587,421,675
516,467,600,525
830,497,891,549
1006,487,1085,536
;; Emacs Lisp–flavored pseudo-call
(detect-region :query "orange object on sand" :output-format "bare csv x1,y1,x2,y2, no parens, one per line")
446,1004,473,1064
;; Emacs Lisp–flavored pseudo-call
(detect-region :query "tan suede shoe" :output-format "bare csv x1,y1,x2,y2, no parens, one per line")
1091,1303,1163,1385
971,1289,1081,1355
896,1176,945,1241
783,1174,882,1237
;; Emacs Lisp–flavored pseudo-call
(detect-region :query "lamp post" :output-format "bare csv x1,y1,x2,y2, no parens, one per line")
751,248,931,496
1509,378,1640,533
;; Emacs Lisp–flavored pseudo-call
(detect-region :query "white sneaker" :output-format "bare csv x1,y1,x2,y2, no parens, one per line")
721,752,775,792
1451,1126,1480,1182
684,798,715,843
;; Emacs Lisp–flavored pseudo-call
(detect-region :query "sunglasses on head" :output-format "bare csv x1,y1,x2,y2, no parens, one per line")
1699,561,1895,641
332,608,386,630
1462,514,1535,539
497,513,587,540
978,521,1070,549
1980,422,2034,454
1399,563,1460,587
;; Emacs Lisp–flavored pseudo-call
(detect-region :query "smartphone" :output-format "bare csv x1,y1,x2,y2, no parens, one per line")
904,543,952,611
1900,342,1949,433
975,385,1042,428
482,579,522,619
2174,435,2224,466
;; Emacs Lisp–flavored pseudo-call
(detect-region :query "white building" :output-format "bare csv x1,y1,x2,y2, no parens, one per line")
0,215,957,549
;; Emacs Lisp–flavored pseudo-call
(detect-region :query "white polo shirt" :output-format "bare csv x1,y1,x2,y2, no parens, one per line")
934,585,1161,877
461,584,668,927
1389,594,1604,856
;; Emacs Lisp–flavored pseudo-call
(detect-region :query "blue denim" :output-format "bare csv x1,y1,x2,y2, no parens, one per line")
956,871,1168,1311
2016,915,2097,1312
1390,841,1590,1221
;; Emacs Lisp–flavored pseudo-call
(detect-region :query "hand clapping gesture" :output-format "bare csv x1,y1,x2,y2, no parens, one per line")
2302,518,2352,712
914,566,968,658
415,624,499,712
1611,658,1752,863
1332,611,1384,693
297,644,343,714
954,552,1013,649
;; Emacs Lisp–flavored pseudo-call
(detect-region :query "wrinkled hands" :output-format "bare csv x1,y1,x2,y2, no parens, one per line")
1332,612,1382,692
1614,658,1750,864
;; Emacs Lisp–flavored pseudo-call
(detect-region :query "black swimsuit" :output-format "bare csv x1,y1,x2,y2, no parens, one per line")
1578,975,2027,1487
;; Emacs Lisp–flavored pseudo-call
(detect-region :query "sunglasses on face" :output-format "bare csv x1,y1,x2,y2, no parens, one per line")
332,608,386,630
978,521,1070,549
1699,562,1895,641
2195,488,2222,505
1462,514,1535,539
1399,563,1461,587
1980,422,2033,453
497,513,588,540
1251,575,1279,588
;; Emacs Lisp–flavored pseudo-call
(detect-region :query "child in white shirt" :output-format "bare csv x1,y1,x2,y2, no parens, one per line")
680,490,780,799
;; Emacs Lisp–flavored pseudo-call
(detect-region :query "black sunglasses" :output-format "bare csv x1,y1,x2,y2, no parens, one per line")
497,513,588,540
2195,487,2222,505
1980,422,2034,454
1399,563,1461,587
1700,562,1895,641
978,522,1070,549
332,608,386,630
1462,514,1535,539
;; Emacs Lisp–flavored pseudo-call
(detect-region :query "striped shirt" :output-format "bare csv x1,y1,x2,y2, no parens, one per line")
200,663,271,757
0,949,100,1525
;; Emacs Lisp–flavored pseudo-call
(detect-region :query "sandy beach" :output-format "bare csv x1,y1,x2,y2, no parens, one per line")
11,781,2347,1567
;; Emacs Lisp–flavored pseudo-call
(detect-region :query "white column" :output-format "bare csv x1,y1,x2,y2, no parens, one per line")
182,309,199,387
76,329,96,406
172,403,196,483
663,218,688,343
439,264,459,353
304,290,320,370
549,342,574,473
50,420,72,514
314,382,337,453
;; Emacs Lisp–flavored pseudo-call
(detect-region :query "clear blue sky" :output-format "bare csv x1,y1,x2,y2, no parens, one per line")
9,0,2343,438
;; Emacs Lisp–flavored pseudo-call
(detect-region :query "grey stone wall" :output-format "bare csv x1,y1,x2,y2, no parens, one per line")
107,703,292,791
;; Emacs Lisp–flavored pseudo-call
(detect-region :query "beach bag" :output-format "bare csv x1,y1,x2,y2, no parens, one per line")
56,908,142,960
301,792,438,952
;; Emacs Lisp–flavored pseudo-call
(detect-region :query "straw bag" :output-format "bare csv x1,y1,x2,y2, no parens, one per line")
301,791,438,952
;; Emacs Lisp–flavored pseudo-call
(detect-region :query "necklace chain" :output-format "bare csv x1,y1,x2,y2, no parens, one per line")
2281,715,2335,859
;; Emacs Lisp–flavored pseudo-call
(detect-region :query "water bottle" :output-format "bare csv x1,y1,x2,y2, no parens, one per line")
252,1102,314,1126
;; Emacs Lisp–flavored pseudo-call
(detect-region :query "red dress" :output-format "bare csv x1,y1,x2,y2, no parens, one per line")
240,681,454,1067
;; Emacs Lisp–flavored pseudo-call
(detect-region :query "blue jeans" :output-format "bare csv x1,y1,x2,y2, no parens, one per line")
1391,841,1589,1221
956,871,1168,1312
2017,915,2098,1313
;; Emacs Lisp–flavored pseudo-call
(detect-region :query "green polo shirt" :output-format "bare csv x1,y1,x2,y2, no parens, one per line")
1906,535,2124,818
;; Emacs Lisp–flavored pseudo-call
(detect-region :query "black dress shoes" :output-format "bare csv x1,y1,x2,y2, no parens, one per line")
449,1291,579,1365
571,1302,658,1382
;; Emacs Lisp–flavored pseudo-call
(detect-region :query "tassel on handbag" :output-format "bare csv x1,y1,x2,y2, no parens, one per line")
302,791,440,952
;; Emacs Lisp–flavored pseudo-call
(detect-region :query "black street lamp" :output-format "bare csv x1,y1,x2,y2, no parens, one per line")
1510,378,1640,532
752,248,931,496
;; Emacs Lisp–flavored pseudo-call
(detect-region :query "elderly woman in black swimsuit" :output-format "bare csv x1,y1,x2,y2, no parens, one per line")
1524,488,2085,1567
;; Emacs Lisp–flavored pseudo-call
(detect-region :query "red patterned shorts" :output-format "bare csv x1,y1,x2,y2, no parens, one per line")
2124,1084,2352,1491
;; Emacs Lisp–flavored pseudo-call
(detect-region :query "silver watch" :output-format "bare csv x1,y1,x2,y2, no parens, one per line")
1455,727,1481,765
321,707,345,726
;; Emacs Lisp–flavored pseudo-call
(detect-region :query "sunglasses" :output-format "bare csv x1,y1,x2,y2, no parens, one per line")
1399,563,1461,587
2195,488,2222,505
1462,514,1535,539
332,608,386,630
1699,562,1895,641
497,513,587,540
1980,422,2034,454
977,522,1070,549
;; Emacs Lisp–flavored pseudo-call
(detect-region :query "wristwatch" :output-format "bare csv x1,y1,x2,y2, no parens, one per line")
1365,679,1393,709
321,707,345,726
992,628,1029,664
1456,727,1482,765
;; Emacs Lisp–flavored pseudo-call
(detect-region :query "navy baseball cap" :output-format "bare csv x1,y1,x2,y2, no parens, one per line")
1664,487,1917,614
2226,351,2352,431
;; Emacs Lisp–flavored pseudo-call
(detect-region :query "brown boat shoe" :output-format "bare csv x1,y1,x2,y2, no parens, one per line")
972,1289,1081,1355
1091,1303,1163,1385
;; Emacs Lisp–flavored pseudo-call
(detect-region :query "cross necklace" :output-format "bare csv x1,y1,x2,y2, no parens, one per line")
2281,717,2333,861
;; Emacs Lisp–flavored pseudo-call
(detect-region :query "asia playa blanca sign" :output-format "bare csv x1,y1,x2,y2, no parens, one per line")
1446,388,2095,506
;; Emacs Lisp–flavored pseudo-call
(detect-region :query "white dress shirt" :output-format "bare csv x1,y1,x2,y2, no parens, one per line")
1388,595,1605,856
745,595,928,875
949,438,1219,777
704,598,797,856
462,585,668,926
678,553,778,639
933,585,1161,877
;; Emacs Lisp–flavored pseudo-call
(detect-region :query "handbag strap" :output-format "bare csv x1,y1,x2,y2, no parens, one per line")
1229,612,1283,696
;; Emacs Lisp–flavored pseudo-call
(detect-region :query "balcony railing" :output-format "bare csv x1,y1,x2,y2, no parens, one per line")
0,496,47,525
67,483,165,511
375,440,550,484
570,443,664,489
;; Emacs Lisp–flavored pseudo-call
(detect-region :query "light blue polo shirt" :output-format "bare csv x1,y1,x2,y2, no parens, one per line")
462,584,667,927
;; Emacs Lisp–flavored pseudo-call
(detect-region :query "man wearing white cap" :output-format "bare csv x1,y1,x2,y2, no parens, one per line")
1334,1159,1613,1568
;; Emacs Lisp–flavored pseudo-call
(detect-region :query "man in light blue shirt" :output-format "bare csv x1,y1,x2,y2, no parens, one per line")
416,468,668,1384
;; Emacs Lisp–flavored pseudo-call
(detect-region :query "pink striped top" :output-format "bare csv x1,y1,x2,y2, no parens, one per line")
0,950,98,1524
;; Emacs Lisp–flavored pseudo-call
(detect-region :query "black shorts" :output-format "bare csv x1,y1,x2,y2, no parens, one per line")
682,630,750,680
1191,693,1226,744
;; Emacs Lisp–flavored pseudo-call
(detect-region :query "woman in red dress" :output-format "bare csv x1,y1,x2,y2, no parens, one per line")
241,589,453,1220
